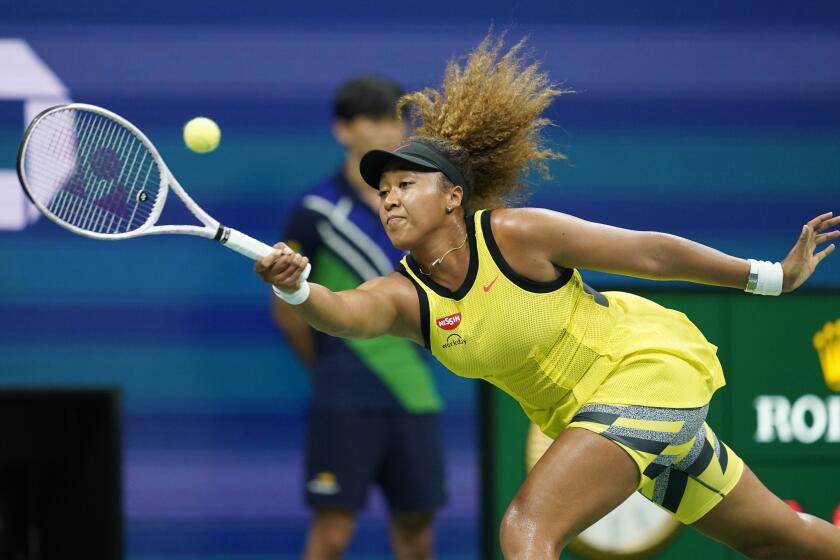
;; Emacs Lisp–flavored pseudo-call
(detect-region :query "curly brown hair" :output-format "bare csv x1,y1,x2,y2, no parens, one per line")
398,33,568,211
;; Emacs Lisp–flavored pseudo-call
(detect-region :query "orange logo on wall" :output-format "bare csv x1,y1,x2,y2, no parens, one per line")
813,319,840,392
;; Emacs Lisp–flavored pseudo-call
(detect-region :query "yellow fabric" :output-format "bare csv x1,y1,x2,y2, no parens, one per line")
400,210,726,438
568,404,745,525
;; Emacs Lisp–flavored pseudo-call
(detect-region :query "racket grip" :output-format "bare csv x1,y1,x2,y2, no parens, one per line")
219,228,312,282
218,227,275,260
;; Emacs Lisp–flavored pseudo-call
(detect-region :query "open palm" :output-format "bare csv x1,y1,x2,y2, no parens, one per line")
782,212,839,292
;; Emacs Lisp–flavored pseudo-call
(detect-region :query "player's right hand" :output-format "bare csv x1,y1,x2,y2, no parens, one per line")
255,242,310,293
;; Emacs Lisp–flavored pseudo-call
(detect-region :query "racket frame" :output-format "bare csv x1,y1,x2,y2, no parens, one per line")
17,103,283,262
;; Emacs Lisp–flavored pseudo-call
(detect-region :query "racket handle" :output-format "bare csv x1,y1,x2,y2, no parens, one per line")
217,227,275,260
218,227,312,281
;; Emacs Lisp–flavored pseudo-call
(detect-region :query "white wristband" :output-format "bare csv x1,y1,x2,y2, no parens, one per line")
271,262,312,305
745,259,784,296
273,282,310,305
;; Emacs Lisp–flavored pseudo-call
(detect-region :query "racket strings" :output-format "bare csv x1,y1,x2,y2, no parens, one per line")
23,108,163,235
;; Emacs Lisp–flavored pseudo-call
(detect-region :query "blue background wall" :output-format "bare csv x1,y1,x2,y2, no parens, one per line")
1,2,839,559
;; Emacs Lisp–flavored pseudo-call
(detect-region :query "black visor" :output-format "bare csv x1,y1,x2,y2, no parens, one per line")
359,141,471,199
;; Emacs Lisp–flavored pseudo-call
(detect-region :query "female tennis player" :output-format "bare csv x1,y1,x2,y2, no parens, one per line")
256,36,840,559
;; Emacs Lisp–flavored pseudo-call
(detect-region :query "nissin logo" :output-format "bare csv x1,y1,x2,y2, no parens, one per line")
436,312,461,331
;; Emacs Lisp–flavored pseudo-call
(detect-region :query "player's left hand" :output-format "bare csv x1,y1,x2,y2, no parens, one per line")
781,212,839,292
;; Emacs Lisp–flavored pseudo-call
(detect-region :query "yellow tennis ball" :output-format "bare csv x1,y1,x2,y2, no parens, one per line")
183,117,221,153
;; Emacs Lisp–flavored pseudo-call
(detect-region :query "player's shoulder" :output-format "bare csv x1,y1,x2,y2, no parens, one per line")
486,207,548,240
484,207,579,263
361,270,421,310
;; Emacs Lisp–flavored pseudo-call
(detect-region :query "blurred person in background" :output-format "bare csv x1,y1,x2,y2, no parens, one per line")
272,76,446,560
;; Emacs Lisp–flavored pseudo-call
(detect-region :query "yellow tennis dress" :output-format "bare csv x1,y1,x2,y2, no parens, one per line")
399,209,744,524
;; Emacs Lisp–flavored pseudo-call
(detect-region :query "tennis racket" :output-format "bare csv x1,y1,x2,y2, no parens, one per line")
16,103,310,276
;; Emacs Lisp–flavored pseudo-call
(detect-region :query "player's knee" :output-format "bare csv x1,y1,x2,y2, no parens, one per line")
500,500,567,558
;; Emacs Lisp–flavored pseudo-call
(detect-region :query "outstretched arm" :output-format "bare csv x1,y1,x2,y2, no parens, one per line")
255,243,423,344
495,209,838,292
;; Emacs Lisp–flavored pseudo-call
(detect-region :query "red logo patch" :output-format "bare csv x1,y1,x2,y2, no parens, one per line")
436,312,462,330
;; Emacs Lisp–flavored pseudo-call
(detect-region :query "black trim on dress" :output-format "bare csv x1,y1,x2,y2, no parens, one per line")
398,266,431,349
405,213,479,301
480,209,573,293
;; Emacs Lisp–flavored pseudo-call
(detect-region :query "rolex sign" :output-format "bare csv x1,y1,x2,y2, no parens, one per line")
754,395,840,443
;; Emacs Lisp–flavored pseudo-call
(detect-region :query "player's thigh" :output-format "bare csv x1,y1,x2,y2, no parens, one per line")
305,410,386,510
379,412,446,513
504,426,640,542
690,464,812,552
